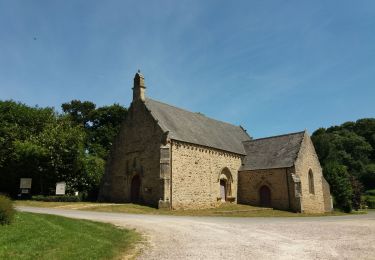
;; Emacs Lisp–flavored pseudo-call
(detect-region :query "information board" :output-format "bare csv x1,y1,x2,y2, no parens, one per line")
20,178,32,189
55,182,66,195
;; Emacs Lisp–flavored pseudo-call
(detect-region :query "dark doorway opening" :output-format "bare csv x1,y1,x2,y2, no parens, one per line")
220,179,227,201
259,185,271,207
130,175,141,203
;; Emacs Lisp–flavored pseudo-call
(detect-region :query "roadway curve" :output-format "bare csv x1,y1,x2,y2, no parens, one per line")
17,206,375,260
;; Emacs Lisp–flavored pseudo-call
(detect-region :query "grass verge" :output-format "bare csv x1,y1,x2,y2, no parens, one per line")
15,200,355,217
0,212,141,260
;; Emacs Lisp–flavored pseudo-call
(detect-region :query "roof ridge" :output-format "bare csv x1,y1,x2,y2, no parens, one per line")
241,130,307,170
144,97,251,154
244,130,305,143
146,98,244,129
292,131,306,164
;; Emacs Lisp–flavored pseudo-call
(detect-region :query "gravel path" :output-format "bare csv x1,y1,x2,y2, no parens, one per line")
17,206,375,260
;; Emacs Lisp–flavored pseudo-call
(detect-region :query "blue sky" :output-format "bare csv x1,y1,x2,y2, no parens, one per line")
1,1,374,138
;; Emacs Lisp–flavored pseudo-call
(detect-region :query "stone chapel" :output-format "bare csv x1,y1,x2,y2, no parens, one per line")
99,72,332,213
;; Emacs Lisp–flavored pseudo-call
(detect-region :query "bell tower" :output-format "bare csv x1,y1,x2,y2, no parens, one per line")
132,70,146,102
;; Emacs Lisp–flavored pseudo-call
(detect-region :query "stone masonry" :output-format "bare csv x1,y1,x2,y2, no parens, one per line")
99,72,331,213
99,73,166,207
171,140,243,209
238,168,297,211
238,131,331,213
294,132,330,213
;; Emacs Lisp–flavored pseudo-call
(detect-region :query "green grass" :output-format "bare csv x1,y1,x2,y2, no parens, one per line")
14,200,109,209
15,200,351,217
0,212,141,260
85,203,349,217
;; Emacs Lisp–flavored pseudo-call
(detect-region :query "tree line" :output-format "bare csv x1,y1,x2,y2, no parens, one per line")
312,118,375,212
0,100,127,200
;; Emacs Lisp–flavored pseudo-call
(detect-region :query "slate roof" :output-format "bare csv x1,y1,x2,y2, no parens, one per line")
144,98,251,155
241,131,305,171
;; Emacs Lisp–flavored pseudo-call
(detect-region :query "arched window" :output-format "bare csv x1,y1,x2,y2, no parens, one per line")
308,169,315,194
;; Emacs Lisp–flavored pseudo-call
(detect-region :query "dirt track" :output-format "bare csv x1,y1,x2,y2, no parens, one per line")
18,207,375,260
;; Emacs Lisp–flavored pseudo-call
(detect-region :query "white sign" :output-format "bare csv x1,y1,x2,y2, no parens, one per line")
20,178,32,189
55,182,66,195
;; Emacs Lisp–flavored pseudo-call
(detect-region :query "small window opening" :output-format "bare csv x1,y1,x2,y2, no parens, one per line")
308,169,315,194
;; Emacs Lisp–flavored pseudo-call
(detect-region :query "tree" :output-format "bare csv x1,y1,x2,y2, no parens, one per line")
81,155,105,200
60,100,127,199
61,100,96,127
312,118,375,211
323,162,352,212
13,117,86,195
352,119,375,160
0,101,55,196
88,104,127,159
0,99,127,199
350,175,363,211
61,100,127,159
361,164,375,190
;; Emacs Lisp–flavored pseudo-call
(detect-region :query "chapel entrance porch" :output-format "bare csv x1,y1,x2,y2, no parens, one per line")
219,167,234,202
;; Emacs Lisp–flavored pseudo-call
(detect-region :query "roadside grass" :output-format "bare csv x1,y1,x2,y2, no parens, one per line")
14,200,107,208
15,200,355,217
84,203,350,217
0,212,141,260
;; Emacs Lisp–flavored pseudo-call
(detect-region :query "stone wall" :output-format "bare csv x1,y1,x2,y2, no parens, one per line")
99,100,165,207
322,175,333,212
170,140,243,209
294,132,328,213
238,168,297,210
238,132,330,213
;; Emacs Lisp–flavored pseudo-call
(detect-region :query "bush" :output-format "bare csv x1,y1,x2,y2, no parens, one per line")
31,195,80,202
365,189,375,196
0,195,15,225
363,195,375,209
323,162,353,212
367,200,375,209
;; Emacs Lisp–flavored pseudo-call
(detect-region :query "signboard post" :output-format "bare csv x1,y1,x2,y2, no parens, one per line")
19,178,32,199
55,182,66,195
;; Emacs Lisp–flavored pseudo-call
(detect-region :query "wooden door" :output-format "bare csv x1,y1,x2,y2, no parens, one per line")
220,179,226,201
259,185,271,207
130,175,141,202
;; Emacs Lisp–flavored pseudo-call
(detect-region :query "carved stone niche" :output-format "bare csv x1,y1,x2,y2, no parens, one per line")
291,173,302,198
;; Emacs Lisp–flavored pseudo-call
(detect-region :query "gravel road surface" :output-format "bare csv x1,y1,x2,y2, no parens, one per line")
17,206,375,260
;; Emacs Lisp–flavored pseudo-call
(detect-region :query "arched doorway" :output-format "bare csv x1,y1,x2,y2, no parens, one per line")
219,167,233,202
130,175,141,203
259,185,271,207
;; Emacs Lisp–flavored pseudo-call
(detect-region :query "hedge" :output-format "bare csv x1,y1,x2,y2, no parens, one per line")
31,195,81,202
